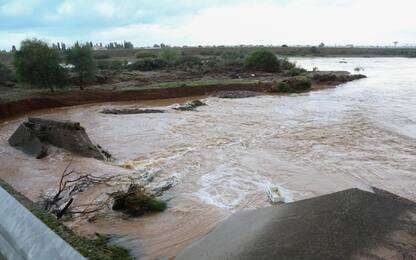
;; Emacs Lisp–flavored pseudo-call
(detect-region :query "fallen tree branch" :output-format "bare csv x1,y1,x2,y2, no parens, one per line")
41,160,116,219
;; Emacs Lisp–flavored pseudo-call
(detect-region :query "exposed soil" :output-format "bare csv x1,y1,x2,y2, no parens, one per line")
0,82,273,120
0,81,344,121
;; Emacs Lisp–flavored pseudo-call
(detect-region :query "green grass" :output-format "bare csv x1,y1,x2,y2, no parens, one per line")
121,78,261,91
0,179,132,260
0,79,263,103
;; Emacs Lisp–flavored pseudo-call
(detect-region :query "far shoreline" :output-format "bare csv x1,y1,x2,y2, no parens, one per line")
0,79,354,121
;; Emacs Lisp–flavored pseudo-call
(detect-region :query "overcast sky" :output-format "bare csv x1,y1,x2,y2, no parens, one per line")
0,0,415,50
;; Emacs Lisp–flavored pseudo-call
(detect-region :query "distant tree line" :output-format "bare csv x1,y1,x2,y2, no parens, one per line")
106,41,134,49
28,40,135,51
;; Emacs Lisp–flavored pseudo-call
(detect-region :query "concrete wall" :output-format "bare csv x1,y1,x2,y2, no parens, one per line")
0,186,85,260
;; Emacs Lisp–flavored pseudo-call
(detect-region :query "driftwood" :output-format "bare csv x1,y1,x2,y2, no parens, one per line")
42,160,114,219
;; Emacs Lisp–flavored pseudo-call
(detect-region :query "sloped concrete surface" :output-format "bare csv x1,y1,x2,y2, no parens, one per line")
8,117,111,160
0,186,85,260
177,188,416,260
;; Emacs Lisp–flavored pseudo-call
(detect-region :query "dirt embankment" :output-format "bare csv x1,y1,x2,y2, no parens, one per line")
0,83,273,119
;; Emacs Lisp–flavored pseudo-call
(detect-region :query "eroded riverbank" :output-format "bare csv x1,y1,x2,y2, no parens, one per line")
0,57,415,259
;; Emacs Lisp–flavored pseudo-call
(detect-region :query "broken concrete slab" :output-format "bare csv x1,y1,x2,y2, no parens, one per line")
8,118,111,160
177,188,416,260
8,123,48,159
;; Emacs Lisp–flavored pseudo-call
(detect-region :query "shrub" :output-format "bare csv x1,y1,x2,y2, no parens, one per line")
271,76,312,93
14,39,67,91
221,51,246,68
284,67,307,77
280,57,297,70
285,76,311,91
273,81,291,92
244,49,280,72
111,185,167,217
127,58,167,71
175,55,202,67
312,73,366,83
159,47,181,65
312,73,338,83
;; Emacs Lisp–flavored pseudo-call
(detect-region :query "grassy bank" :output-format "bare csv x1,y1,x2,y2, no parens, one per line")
0,179,131,260
0,78,262,103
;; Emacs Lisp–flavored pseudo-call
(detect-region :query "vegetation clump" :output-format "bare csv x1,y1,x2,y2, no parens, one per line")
271,76,312,93
159,47,181,65
312,73,366,84
245,49,280,72
284,67,307,76
175,55,202,68
14,39,67,91
111,185,167,217
280,57,297,71
221,51,246,68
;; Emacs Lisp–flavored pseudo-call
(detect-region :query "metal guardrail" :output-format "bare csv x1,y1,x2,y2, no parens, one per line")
0,186,85,260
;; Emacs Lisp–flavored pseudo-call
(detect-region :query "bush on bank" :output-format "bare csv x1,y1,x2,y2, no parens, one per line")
245,49,280,72
271,76,312,93
284,67,307,77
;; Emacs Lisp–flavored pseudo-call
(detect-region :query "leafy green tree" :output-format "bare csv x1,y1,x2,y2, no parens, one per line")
245,49,280,72
65,42,96,90
14,39,67,91
0,62,14,83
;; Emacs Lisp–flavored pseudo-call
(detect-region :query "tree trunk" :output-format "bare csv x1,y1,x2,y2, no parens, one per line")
79,76,84,90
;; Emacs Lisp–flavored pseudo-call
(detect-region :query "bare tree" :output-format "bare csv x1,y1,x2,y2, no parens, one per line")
42,160,115,219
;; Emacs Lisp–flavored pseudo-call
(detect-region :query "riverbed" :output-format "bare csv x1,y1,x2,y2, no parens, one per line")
0,57,415,259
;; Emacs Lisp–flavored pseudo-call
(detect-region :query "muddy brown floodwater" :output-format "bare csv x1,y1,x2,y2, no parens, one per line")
1,58,416,259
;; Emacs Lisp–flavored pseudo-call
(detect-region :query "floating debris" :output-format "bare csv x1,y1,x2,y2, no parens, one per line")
266,186,285,204
100,108,165,115
173,100,207,111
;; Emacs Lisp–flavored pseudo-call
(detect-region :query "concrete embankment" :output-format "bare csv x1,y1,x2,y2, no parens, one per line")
177,188,416,260
0,185,85,260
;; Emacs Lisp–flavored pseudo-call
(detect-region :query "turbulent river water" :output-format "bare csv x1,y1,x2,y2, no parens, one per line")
1,57,416,259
